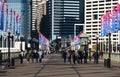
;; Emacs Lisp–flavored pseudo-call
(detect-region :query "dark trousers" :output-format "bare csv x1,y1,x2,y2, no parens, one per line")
39,58,42,63
73,56,76,64
84,58,87,64
79,58,83,64
63,57,66,63
68,56,71,64
94,58,98,64
20,57,23,64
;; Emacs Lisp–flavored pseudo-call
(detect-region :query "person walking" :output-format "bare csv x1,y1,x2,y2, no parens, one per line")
72,50,76,64
19,51,24,64
92,51,99,64
67,49,73,64
83,50,88,64
38,49,43,63
75,49,80,64
62,50,67,63
25,51,31,63
78,50,83,64
99,51,103,59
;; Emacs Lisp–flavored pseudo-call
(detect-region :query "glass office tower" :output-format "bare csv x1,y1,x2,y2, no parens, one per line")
47,0,84,40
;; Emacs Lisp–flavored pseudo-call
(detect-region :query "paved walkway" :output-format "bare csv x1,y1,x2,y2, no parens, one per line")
0,53,120,77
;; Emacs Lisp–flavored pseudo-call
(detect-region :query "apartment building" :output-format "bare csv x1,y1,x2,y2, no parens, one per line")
31,0,46,32
85,0,120,52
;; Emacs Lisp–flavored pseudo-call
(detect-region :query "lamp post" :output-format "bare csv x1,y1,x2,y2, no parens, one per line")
20,34,24,51
8,28,11,67
88,37,91,62
95,34,99,64
108,31,111,68
96,34,99,53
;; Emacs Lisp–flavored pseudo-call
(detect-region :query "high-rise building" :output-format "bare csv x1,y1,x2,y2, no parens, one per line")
85,0,120,52
31,0,46,32
30,0,46,50
47,0,84,40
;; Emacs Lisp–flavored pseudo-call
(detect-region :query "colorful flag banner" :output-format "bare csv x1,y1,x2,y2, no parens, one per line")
12,11,15,34
101,2,120,36
15,13,19,35
9,9,12,30
0,1,2,30
100,16,104,36
39,33,49,45
72,32,82,45
5,4,8,32
17,15,21,35
1,2,4,30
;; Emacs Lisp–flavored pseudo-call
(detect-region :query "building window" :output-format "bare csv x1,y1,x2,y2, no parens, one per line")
106,0,111,2
93,14,98,20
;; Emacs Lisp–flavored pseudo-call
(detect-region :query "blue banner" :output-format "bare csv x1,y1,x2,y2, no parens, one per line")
0,1,2,30
1,2,4,30
9,9,12,31
5,5,8,32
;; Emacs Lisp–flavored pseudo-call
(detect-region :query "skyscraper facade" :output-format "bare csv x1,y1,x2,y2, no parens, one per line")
85,0,120,52
30,0,46,50
47,0,84,40
31,0,46,31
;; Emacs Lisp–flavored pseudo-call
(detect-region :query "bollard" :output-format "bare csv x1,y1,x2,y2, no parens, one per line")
11,58,15,66
104,58,111,68
0,50,2,65
106,58,111,68
104,58,107,67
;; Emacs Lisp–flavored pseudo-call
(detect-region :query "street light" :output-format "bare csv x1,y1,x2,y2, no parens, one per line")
20,34,24,51
104,29,111,68
7,28,11,67
95,34,99,64
96,34,99,53
108,30,111,68
88,37,91,62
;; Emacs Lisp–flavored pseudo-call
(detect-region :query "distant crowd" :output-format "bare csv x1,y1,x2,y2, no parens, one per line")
19,49,52,64
61,49,103,64
18,48,103,65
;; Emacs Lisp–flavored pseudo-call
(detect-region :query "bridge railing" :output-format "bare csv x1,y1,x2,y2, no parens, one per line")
0,48,20,61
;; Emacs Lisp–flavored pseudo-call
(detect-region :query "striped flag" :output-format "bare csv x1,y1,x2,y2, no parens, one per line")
0,1,2,30
12,11,15,34
72,32,82,45
1,2,4,30
100,16,104,36
116,2,120,30
5,4,8,32
39,33,49,45
17,15,21,35
9,9,12,31
111,6,117,32
106,11,113,33
103,14,108,36
15,13,19,35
